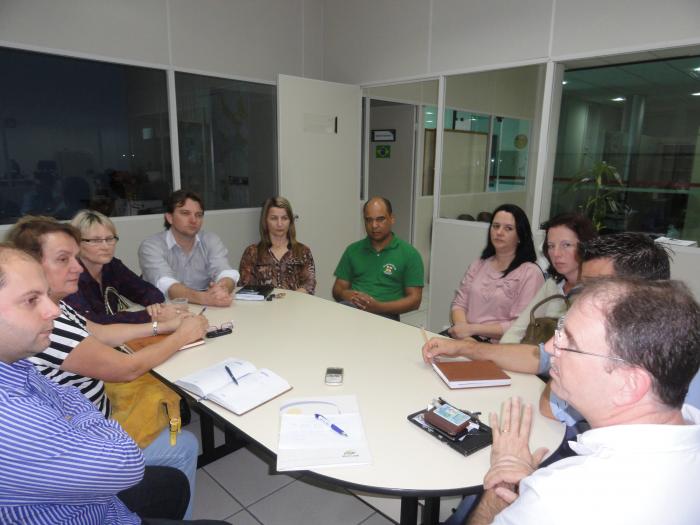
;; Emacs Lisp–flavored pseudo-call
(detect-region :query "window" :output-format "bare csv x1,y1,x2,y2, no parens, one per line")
0,47,172,224
175,73,277,210
551,56,700,241
438,65,542,219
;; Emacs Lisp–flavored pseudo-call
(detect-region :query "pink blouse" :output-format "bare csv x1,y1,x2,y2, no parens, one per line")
451,257,544,336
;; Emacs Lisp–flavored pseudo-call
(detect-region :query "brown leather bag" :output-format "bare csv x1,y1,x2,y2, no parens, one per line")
520,294,569,345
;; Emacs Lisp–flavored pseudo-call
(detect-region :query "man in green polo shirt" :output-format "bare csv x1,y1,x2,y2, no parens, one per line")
332,197,424,320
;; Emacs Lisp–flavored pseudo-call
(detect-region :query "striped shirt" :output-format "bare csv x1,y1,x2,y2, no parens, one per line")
0,359,143,524
29,301,110,417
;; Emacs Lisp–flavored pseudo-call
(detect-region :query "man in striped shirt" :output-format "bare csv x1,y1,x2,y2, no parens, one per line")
0,245,226,524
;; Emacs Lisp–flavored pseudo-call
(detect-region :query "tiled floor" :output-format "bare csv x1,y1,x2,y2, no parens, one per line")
185,415,395,524
185,286,462,525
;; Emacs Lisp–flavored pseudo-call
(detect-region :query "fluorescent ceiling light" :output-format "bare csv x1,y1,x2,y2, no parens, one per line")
693,67,700,72
612,97,626,102
562,80,568,85
425,111,434,115
692,92,700,96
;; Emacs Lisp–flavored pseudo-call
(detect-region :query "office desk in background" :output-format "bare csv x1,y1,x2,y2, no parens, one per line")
153,291,565,525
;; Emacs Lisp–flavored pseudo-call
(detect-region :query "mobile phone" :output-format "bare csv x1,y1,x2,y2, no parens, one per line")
325,367,344,385
424,402,472,436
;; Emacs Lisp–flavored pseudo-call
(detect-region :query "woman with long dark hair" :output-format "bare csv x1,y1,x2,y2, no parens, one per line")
449,204,543,342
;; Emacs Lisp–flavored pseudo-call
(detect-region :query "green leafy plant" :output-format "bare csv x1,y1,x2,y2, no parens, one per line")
570,161,627,231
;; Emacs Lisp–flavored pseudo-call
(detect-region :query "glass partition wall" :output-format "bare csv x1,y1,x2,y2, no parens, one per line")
438,65,544,220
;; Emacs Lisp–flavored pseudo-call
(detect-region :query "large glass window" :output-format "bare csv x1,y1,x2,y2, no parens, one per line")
551,56,700,241
0,47,172,224
175,73,277,210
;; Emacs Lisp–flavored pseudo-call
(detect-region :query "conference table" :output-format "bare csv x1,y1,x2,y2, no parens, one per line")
153,291,565,525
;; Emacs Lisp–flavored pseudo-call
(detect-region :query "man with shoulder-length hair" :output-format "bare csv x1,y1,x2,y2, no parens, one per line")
139,189,239,306
467,277,700,525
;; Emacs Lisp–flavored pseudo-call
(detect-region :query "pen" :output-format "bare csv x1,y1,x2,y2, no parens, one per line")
198,306,207,315
225,365,238,385
314,413,349,437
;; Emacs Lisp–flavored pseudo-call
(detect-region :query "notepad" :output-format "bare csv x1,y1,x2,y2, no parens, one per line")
175,358,292,415
277,395,372,471
121,334,205,354
235,284,275,301
432,359,511,389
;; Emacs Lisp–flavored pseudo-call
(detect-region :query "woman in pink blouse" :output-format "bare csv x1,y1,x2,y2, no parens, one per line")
449,203,544,342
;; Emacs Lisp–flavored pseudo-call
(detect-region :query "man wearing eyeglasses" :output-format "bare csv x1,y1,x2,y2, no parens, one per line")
465,278,700,525
139,190,239,307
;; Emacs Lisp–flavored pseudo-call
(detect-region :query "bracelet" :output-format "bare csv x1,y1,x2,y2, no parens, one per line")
152,320,158,336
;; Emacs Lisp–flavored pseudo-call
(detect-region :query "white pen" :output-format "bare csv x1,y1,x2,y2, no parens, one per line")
314,413,349,437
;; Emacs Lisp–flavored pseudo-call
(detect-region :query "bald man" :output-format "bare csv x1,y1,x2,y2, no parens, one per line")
332,197,424,320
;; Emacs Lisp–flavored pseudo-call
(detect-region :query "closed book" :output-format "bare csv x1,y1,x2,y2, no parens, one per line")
122,334,205,354
235,284,274,301
432,359,510,389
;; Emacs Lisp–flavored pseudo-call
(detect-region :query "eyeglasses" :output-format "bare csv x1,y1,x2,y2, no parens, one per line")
206,321,233,339
553,317,629,364
81,236,119,245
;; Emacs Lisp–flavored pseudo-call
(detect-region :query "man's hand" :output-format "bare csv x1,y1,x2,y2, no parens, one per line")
484,397,548,503
350,291,377,311
200,281,233,307
421,337,466,363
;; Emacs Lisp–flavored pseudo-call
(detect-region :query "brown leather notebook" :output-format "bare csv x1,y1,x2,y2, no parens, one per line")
432,359,511,389
122,334,205,354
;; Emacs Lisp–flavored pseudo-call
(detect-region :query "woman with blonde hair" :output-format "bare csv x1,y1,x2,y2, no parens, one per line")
239,196,316,294
66,209,178,323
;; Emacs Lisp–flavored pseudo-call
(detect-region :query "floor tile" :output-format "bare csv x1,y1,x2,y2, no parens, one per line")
204,446,296,506
191,469,242,520
351,492,402,523
360,512,396,525
247,476,374,525
227,509,262,525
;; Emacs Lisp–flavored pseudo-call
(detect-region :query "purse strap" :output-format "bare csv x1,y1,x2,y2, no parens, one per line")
529,294,568,322
104,286,132,315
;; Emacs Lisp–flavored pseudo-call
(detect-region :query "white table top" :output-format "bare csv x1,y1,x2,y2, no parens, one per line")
154,291,565,496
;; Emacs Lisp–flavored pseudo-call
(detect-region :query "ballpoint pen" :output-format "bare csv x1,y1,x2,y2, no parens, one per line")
225,365,238,385
314,413,349,437
198,306,207,315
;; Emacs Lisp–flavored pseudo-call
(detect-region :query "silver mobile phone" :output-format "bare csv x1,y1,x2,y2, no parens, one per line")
325,367,344,385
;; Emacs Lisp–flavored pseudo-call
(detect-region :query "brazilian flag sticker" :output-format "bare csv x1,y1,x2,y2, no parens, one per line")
375,145,391,159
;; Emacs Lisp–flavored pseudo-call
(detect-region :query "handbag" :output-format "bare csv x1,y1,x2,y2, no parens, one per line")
520,294,569,345
105,372,182,449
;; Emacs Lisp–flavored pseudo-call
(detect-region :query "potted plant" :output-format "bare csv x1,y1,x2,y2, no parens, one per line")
570,161,627,232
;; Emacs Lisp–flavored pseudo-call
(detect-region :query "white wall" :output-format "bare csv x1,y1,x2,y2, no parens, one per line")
324,0,700,84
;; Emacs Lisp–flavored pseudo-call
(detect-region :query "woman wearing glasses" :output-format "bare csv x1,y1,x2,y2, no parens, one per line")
65,209,180,324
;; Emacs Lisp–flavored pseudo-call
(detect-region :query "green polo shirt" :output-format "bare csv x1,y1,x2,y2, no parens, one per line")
334,234,424,302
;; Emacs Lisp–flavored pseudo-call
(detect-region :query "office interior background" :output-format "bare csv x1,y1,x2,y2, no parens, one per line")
1,0,700,331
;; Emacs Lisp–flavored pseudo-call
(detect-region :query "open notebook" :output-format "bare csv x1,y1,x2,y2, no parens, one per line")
175,358,291,415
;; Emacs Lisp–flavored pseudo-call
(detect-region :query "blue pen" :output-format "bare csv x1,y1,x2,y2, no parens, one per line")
225,365,238,385
314,413,349,437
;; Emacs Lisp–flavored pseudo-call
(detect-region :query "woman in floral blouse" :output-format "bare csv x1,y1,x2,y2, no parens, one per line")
238,197,316,294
